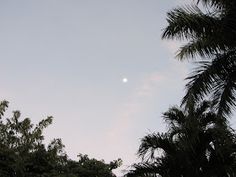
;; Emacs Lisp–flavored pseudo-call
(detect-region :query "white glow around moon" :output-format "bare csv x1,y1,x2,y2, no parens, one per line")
122,78,128,83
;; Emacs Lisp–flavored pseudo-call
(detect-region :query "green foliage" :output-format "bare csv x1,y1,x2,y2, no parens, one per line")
0,100,121,177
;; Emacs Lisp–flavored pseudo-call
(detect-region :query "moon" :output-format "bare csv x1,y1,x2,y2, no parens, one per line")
122,78,128,83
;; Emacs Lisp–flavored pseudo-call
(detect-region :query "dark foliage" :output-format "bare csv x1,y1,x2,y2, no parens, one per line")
0,100,121,177
126,101,236,177
162,0,236,117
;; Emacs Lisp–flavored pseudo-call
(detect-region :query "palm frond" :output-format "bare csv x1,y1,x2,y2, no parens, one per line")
182,50,236,116
198,0,233,9
138,133,175,161
213,73,236,117
194,100,211,115
182,61,215,108
126,162,161,177
162,5,220,41
163,106,186,126
176,38,222,60
199,111,225,128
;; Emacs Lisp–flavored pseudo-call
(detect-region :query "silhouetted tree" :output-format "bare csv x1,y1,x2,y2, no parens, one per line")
126,101,236,177
162,0,236,117
0,100,121,177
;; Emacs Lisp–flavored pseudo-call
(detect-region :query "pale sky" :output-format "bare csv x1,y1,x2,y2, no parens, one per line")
3,0,234,176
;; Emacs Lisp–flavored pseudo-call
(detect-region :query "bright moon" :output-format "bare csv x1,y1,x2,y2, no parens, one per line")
122,78,128,83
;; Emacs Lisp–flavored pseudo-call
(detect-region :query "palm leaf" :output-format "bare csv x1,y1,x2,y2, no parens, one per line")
138,133,175,161
126,162,162,177
163,107,186,126
212,72,236,117
182,50,236,117
162,5,220,41
176,37,223,60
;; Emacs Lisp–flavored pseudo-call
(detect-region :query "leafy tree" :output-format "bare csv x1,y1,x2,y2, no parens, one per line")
126,101,236,177
162,0,236,117
63,154,122,177
0,100,121,177
0,100,67,177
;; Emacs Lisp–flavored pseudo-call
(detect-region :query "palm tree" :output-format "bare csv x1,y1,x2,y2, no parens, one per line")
162,0,236,117
126,101,236,177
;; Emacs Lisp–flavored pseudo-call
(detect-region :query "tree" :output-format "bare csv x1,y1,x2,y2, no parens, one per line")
126,101,236,177
0,100,67,177
162,0,236,117
63,154,122,177
0,100,121,177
